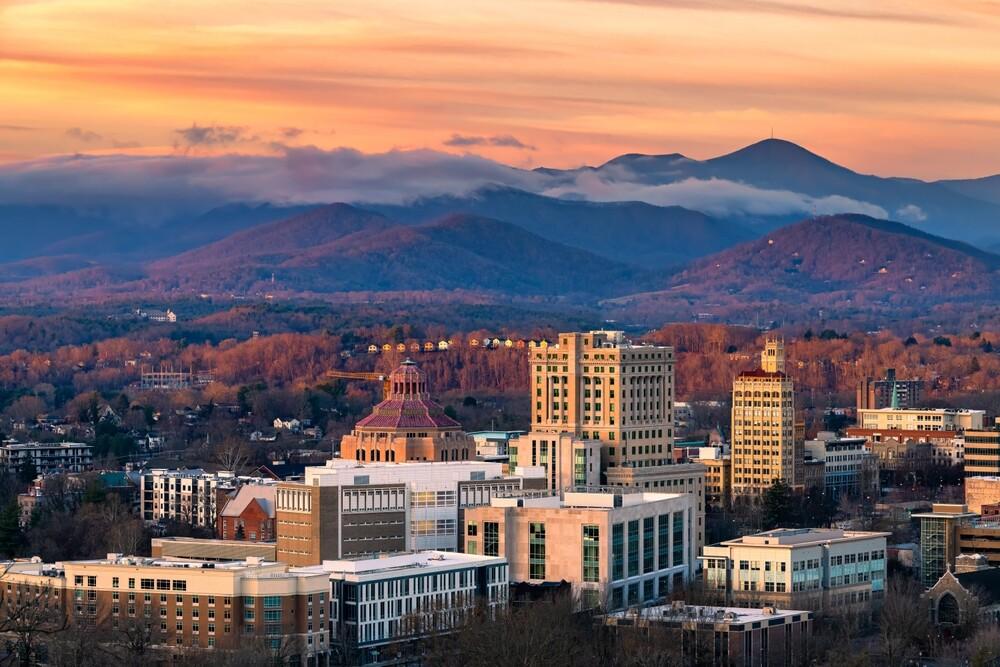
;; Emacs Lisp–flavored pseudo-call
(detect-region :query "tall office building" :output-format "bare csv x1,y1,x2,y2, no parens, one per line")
529,330,675,476
731,339,796,497
529,331,706,554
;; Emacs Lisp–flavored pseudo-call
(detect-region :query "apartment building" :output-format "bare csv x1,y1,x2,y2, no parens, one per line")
731,339,798,497
702,528,889,611
0,554,330,664
275,459,544,566
0,441,92,474
463,490,696,610
856,368,923,410
339,360,477,463
324,551,508,666
803,433,878,501
604,603,813,667
507,431,602,491
141,469,276,529
857,407,984,432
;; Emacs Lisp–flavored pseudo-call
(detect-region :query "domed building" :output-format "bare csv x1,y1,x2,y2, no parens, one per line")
339,360,475,463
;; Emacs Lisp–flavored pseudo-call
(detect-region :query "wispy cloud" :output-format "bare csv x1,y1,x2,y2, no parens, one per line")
543,171,889,219
0,125,34,132
280,127,304,139
65,127,102,143
0,146,545,221
173,124,256,152
443,133,535,150
583,0,960,25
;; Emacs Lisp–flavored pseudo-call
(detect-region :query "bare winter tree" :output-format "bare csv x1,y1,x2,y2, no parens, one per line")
0,564,68,667
878,576,930,666
214,439,250,476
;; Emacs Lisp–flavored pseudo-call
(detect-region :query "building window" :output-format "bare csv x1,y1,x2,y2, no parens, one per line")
643,517,654,574
484,522,499,557
672,513,684,566
583,525,600,583
529,523,546,580
627,520,640,578
612,523,624,581
263,596,281,609
657,515,669,569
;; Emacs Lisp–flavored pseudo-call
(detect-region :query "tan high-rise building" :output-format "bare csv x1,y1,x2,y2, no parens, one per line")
530,331,706,554
731,339,796,497
530,330,674,474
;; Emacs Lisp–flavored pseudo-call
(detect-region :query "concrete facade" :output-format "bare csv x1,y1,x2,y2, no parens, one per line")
702,528,889,611
275,460,543,565
463,491,696,610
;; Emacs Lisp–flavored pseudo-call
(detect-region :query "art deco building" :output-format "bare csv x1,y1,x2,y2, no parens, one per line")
339,360,475,463
528,331,706,554
731,339,796,497
530,330,674,472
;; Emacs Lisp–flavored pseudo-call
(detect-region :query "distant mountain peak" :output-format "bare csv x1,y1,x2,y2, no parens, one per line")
599,152,692,169
711,137,847,171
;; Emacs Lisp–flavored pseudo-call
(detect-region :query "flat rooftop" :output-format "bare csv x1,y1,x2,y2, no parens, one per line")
860,407,983,414
489,491,686,510
605,604,811,625
716,527,889,547
319,550,503,576
2,442,90,450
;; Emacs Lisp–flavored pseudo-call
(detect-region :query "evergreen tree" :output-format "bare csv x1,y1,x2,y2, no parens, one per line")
762,480,795,530
16,460,37,486
0,501,24,558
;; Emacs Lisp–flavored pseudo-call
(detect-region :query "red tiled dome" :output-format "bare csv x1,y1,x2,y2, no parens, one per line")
355,360,461,430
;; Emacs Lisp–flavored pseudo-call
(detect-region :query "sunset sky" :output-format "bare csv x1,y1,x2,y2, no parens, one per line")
3,0,1000,179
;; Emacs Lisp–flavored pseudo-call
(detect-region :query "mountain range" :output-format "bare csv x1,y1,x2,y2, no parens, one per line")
4,138,1000,326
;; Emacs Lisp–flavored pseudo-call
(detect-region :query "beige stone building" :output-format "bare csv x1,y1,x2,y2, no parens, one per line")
857,407,984,432
0,554,330,664
731,339,796,497
462,490,696,610
702,528,889,611
966,476,1000,514
692,447,731,509
528,331,705,553
530,330,674,472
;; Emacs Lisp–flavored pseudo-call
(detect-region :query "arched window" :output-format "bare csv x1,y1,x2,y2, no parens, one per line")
462,448,468,460
938,592,960,625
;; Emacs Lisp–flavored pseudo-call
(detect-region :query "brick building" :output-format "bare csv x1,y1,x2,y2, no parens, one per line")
0,554,330,665
217,485,275,542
